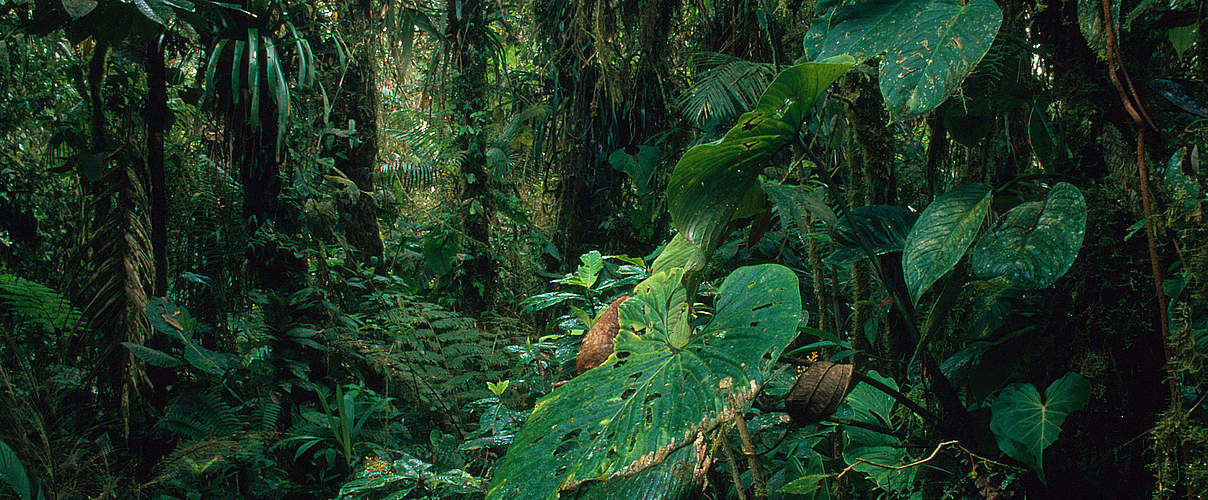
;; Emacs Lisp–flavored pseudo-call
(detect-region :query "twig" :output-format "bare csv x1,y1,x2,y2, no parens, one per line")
1098,3,1188,493
719,431,749,500
835,440,959,480
731,396,767,500
1099,0,1180,410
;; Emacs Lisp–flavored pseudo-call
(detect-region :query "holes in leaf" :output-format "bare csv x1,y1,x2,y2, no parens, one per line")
621,388,637,400
555,429,584,455
616,351,631,359
643,392,662,405
751,302,773,312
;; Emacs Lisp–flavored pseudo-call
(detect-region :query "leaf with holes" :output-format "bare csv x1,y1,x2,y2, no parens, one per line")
970,183,1086,289
667,58,853,264
880,0,1003,118
486,264,802,499
809,0,931,62
990,372,1090,481
902,184,992,303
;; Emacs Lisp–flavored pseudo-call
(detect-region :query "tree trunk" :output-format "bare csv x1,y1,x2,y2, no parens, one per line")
146,40,169,297
448,0,497,308
331,0,384,270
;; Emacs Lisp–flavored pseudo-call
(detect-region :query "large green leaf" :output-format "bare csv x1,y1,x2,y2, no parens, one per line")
841,371,915,493
0,440,35,500
650,233,706,276
970,183,1086,289
811,0,931,62
880,0,1003,118
989,372,1091,481
667,58,854,263
827,205,917,266
902,183,992,304
486,264,802,499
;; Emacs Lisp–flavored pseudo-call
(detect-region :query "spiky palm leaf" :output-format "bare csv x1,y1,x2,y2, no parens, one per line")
80,157,154,435
676,52,775,128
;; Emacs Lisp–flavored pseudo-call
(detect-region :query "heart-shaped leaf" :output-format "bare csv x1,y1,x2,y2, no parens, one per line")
990,372,1090,481
902,183,992,303
808,0,931,62
970,182,1086,289
486,264,802,499
879,0,1003,118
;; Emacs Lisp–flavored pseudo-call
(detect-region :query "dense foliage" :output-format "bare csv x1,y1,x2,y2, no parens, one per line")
1,0,1207,498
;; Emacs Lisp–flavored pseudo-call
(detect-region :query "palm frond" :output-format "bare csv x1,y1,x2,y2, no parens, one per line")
676,52,775,128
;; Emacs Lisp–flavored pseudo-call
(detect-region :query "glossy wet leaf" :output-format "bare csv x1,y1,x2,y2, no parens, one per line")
487,264,802,499
902,184,992,303
880,0,1003,118
990,372,1091,481
970,183,1086,290
827,205,917,266
841,371,914,493
810,0,930,62
1151,79,1208,117
667,58,853,262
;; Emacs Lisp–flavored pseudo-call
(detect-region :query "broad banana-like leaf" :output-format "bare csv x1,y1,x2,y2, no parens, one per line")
880,0,1002,118
487,264,802,499
650,233,706,276
970,183,1086,289
827,205,917,266
989,372,1090,482
667,58,854,265
0,439,35,500
902,184,992,304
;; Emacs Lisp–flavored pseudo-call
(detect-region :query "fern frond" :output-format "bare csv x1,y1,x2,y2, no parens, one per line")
0,274,84,333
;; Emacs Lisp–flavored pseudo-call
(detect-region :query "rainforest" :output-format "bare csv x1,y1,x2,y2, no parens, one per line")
0,0,1206,498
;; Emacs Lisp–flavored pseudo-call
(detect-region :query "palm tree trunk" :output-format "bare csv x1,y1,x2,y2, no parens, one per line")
146,40,169,296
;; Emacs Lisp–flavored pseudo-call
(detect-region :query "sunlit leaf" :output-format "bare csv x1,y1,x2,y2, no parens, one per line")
487,265,802,499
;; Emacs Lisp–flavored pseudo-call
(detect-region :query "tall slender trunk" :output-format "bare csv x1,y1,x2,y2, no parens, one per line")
332,0,384,270
448,0,497,308
146,40,169,297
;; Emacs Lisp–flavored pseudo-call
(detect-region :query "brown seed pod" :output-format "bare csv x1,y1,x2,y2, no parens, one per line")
785,362,854,426
575,295,631,373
